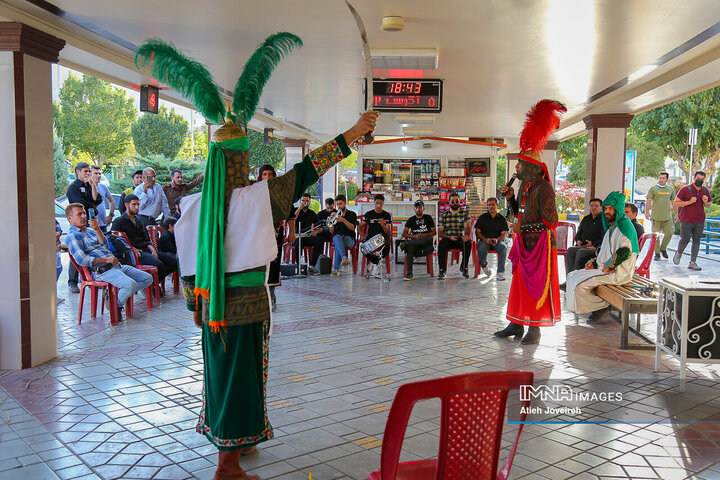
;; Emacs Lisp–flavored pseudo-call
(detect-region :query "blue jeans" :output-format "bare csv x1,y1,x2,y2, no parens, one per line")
332,235,356,269
56,252,62,281
476,240,507,273
94,264,153,305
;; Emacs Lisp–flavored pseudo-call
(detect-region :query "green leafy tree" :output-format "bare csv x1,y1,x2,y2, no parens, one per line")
129,154,205,189
557,134,588,186
632,86,720,180
53,132,69,197
248,129,285,171
626,127,666,179
132,105,188,159
55,74,136,167
177,129,209,162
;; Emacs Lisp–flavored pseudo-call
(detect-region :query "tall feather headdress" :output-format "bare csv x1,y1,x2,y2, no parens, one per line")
134,32,303,129
517,99,567,180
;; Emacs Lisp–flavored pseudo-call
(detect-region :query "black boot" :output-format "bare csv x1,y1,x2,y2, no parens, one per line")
493,322,524,339
588,306,609,323
520,326,541,345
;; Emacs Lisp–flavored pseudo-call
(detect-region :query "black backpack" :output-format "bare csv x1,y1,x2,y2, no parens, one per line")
107,235,135,266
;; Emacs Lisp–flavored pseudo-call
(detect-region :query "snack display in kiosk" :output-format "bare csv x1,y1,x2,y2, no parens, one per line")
358,158,440,203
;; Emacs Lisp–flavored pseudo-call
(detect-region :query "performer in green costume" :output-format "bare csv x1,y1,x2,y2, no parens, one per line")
136,34,378,480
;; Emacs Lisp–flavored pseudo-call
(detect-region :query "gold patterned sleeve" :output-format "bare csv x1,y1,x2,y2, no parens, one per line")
268,134,351,224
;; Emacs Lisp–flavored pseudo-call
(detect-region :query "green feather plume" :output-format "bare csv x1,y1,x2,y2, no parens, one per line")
233,32,303,126
135,39,225,124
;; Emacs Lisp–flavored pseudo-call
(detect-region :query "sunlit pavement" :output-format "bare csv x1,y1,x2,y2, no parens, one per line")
2,243,720,480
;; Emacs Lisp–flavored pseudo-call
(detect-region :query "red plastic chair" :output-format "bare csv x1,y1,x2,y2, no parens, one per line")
68,253,131,326
111,231,159,308
403,250,434,277
367,371,533,480
635,232,658,279
147,225,180,294
472,239,499,277
555,221,576,260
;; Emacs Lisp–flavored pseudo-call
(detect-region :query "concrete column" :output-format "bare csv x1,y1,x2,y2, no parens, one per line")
543,140,560,186
583,114,633,207
0,23,65,369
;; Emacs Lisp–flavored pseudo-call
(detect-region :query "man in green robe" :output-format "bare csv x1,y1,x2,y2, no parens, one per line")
180,112,378,479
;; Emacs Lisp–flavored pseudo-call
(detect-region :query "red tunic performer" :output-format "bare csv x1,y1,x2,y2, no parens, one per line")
494,100,566,345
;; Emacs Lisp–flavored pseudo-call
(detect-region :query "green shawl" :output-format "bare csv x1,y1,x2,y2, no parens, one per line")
195,136,250,330
601,191,639,253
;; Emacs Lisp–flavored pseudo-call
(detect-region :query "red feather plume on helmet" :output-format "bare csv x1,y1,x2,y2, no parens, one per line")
517,99,567,180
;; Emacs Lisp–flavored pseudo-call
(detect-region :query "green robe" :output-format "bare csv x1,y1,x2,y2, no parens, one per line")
181,135,350,449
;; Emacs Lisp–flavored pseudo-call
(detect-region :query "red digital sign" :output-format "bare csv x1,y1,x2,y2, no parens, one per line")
367,79,443,113
140,84,159,114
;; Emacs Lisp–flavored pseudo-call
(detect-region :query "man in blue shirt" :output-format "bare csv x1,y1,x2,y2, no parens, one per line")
91,165,115,232
134,167,171,227
65,203,153,321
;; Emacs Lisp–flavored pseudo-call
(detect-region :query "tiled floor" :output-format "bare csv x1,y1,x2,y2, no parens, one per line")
3,243,720,479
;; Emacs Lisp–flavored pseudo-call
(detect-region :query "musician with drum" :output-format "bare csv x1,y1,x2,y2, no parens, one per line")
359,194,393,278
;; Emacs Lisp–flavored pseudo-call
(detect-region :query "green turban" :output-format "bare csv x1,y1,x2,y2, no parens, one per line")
602,191,639,253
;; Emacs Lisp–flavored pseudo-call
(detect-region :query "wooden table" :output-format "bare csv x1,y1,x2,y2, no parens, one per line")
596,274,658,350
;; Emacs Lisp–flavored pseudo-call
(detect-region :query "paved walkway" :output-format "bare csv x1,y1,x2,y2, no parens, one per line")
2,244,720,479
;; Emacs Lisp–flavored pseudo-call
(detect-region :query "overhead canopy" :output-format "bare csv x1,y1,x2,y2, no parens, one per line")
3,0,720,142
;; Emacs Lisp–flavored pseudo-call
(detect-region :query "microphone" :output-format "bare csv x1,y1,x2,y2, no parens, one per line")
505,173,517,188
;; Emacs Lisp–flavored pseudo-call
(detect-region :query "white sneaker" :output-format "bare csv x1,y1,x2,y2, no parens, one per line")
482,265,492,277
497,272,505,281
371,264,381,278
331,269,341,276
341,257,351,266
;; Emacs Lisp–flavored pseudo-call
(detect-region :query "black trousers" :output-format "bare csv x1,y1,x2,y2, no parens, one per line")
139,251,177,281
404,236,434,274
292,236,326,267
438,238,472,272
565,246,597,274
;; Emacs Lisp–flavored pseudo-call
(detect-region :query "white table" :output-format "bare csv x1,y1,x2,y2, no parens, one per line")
655,277,720,391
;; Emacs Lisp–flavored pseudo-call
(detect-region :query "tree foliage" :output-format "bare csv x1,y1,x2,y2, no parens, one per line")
132,105,188,159
626,127,666,179
632,86,720,179
177,129,209,162
557,134,587,186
55,74,136,166
53,132,69,197
248,129,285,171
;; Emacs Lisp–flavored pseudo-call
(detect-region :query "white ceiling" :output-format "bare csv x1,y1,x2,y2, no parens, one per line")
3,0,720,143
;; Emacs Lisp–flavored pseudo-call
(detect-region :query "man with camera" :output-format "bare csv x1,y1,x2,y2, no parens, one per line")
65,203,153,321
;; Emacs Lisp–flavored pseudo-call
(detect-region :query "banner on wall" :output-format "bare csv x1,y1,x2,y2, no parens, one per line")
624,150,636,202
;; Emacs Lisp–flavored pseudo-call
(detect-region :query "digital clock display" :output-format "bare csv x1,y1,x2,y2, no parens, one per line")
366,79,443,113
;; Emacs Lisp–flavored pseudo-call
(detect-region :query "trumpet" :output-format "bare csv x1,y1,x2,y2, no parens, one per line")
298,211,339,237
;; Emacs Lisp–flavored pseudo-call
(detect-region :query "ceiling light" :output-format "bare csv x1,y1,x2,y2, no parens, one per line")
381,16,405,32
401,141,408,152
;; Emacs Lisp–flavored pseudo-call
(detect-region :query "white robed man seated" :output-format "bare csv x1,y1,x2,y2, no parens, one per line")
566,191,640,321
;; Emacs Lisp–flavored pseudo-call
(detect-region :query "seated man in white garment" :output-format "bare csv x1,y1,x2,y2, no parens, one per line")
565,191,639,322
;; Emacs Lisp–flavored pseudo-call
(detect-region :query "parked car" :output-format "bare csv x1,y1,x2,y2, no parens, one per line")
55,201,70,240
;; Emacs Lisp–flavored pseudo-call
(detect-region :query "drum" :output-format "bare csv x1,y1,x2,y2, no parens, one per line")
360,234,385,256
